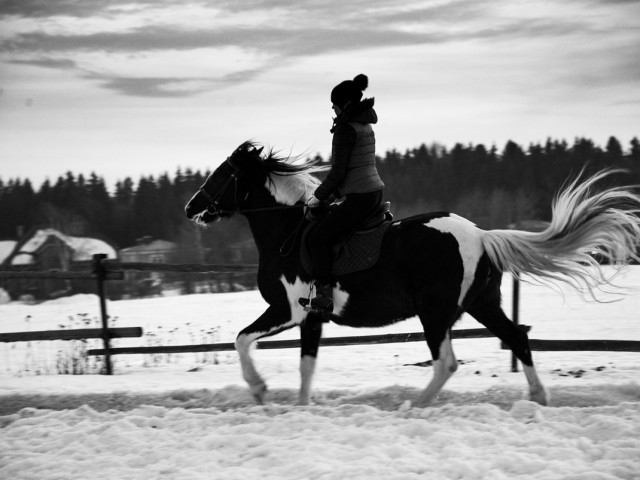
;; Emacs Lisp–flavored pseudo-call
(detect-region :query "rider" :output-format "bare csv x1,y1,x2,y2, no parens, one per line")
306,73,385,313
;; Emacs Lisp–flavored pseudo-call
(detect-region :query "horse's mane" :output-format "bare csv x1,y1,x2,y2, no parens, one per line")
240,141,326,206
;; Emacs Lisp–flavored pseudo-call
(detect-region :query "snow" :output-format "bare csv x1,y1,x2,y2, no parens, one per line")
1,267,639,479
66,236,117,262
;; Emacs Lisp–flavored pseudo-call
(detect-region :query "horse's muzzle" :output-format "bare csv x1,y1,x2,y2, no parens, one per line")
185,203,198,220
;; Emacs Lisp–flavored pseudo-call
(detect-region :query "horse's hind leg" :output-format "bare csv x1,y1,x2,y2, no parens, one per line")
414,330,458,407
414,302,462,408
466,297,549,405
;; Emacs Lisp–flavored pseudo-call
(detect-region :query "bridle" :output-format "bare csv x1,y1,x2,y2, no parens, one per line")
198,158,306,216
197,155,311,257
198,159,243,217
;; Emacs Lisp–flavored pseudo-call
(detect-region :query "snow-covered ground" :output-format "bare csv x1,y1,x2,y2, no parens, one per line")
1,267,639,479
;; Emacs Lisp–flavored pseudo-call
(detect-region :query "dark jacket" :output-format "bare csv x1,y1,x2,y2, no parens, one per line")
314,98,384,201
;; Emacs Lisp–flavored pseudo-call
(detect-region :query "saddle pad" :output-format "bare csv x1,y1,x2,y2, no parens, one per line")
301,221,392,277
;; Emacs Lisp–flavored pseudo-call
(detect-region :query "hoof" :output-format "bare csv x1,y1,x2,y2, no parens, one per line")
250,383,268,405
411,398,432,409
529,387,549,406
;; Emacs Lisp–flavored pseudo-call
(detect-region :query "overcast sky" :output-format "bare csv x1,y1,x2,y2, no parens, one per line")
1,0,639,191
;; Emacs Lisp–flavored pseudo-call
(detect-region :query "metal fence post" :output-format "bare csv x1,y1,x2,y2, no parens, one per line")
511,273,520,372
92,253,112,375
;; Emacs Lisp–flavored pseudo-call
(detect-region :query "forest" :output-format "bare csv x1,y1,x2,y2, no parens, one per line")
1,136,639,265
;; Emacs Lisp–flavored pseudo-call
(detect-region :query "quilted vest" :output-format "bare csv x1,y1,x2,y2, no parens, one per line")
338,122,384,196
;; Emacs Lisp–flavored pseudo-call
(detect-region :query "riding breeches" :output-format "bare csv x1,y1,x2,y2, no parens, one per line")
308,189,383,285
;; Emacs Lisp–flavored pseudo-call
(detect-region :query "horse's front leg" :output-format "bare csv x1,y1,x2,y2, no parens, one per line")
298,312,323,405
235,304,296,404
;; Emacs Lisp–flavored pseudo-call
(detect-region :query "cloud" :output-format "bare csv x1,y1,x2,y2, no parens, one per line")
0,0,176,19
1,0,639,98
93,76,204,98
591,0,640,4
10,57,77,69
88,67,268,97
0,0,618,59
1,18,593,59
1,26,433,55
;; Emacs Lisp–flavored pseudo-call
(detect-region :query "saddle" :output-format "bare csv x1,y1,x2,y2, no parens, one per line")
300,201,394,277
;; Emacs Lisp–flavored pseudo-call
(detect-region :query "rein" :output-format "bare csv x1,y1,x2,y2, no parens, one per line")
240,204,306,214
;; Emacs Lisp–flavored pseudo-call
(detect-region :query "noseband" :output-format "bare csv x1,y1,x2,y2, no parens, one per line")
198,159,244,217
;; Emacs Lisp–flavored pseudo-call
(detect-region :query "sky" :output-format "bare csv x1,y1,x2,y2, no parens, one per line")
1,0,639,191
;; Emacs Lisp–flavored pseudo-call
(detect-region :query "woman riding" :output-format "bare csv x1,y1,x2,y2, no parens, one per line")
306,73,385,313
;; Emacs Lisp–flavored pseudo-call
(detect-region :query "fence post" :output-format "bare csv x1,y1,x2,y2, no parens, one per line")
92,253,112,375
511,273,520,372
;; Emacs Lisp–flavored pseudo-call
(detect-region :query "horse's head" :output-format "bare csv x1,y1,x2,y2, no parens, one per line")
185,142,265,224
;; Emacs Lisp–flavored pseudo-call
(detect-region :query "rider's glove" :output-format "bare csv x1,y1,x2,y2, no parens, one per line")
307,196,321,208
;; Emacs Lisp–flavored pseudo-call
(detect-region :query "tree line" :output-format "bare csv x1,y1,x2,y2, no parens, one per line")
1,136,639,263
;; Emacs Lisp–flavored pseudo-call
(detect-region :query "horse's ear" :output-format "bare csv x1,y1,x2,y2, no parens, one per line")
254,146,264,156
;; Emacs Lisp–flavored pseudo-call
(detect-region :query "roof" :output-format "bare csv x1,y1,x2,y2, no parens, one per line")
0,240,17,264
119,239,177,254
8,229,117,265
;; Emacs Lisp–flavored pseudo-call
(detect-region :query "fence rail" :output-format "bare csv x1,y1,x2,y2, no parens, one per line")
0,327,142,343
87,331,640,358
527,339,640,352
86,328,502,357
0,255,261,374
103,261,258,274
0,270,113,280
2,254,639,375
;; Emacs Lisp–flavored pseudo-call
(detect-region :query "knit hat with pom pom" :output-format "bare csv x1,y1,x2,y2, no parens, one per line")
330,74,369,109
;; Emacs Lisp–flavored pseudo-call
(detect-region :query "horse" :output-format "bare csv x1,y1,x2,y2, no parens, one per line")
185,141,640,407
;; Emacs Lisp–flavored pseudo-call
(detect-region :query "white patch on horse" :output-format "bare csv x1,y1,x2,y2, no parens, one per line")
523,364,550,405
333,282,350,316
266,172,319,206
425,215,484,305
235,276,308,351
280,275,312,324
298,355,316,405
279,275,349,318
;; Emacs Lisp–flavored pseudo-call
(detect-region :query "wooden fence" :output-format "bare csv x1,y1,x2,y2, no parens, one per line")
86,328,508,356
0,254,258,374
1,254,639,375
0,327,142,343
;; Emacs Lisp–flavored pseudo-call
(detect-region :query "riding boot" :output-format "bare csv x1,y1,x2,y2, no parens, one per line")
310,282,334,314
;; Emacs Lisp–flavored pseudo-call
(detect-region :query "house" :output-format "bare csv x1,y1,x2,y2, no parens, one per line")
118,238,177,264
0,228,117,299
118,238,178,297
3,228,117,268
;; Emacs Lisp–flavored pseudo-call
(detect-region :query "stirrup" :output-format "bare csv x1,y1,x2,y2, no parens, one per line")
310,282,333,314
298,297,311,310
298,283,334,318
298,294,334,312
310,295,334,313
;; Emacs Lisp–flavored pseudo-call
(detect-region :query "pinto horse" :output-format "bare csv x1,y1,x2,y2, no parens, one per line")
185,141,640,407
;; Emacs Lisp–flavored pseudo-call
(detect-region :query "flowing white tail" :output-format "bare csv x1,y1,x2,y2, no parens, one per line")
482,170,640,294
